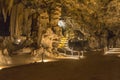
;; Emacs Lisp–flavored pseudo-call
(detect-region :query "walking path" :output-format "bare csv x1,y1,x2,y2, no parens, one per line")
104,48,120,55
1,48,120,70
0,51,120,80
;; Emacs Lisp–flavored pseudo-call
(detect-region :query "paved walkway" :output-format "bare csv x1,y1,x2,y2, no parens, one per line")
0,51,120,80
104,48,120,55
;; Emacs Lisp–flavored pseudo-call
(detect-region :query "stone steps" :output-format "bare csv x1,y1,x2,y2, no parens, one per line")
58,37,68,48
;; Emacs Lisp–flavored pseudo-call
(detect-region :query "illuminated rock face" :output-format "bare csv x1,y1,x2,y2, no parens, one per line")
41,28,59,54
0,0,120,56
0,50,11,64
0,0,62,56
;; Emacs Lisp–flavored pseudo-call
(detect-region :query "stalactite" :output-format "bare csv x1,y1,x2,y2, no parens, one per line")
22,8,32,36
16,3,24,37
10,5,17,39
1,0,14,22
7,0,14,15
10,3,24,39
2,8,7,22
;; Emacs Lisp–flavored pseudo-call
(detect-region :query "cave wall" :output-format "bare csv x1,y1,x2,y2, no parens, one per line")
0,0,62,54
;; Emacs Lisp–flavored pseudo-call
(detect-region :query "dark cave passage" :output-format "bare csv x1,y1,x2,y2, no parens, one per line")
0,14,10,36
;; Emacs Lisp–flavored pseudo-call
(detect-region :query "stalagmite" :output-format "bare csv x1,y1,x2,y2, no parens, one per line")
37,10,49,47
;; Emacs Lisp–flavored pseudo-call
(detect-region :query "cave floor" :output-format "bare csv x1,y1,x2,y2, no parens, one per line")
0,51,120,80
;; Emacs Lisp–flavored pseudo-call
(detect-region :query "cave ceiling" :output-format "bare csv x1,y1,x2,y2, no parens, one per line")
0,0,120,32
